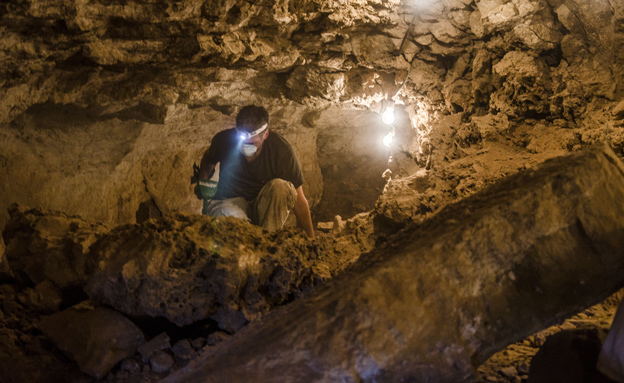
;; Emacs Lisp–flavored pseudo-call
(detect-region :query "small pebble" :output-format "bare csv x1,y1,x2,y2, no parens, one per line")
499,366,517,379
191,337,205,350
518,362,530,375
150,351,174,373
206,331,231,346
120,358,141,373
172,339,193,360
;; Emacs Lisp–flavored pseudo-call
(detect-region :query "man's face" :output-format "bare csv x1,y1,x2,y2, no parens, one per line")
238,125,269,157
243,130,267,146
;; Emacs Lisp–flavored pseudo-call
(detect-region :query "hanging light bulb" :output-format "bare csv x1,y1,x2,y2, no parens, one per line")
381,104,395,125
383,128,395,147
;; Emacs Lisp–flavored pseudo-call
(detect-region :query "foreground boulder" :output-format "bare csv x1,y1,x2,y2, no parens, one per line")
162,144,624,383
39,304,145,380
85,216,360,329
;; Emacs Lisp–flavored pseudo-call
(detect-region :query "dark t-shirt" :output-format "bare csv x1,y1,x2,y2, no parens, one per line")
201,128,304,201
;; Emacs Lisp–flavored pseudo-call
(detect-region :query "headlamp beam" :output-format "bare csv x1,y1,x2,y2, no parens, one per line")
238,124,268,141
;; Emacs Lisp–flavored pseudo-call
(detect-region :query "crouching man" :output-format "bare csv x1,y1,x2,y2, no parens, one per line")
196,105,314,239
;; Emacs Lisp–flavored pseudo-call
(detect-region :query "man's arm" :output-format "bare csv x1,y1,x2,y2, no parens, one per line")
293,186,315,239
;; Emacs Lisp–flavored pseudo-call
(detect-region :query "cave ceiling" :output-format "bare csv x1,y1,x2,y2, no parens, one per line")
1,0,421,120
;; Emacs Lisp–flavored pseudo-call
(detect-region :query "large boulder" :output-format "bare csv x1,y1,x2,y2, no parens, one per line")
85,215,360,329
162,144,624,383
39,304,145,380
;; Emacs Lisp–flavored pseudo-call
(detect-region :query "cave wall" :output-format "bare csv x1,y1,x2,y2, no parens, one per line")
0,0,623,231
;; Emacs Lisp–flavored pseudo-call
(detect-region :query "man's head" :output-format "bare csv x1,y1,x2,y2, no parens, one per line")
236,105,269,133
236,105,270,157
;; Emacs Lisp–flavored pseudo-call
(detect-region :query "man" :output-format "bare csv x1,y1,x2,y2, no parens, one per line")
196,105,315,239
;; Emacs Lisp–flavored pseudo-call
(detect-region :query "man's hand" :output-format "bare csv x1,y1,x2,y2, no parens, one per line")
293,186,315,239
197,179,218,200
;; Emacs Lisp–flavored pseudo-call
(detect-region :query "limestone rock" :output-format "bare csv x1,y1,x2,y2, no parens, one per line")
206,331,231,346
150,351,174,374
85,214,359,327
172,339,194,360
138,332,171,364
18,280,62,314
39,305,145,380
316,221,333,232
286,66,346,105
427,18,467,44
472,113,511,140
162,144,624,383
120,358,141,374
613,99,624,120
491,51,552,117
3,205,109,289
511,9,562,51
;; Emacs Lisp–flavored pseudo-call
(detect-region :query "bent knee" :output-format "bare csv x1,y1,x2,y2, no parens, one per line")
265,178,296,195
206,198,249,220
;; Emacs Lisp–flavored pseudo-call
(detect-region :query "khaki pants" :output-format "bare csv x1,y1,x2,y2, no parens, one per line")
204,179,297,231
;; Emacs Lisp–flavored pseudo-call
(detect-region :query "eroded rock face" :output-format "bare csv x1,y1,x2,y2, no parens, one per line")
163,144,624,383
85,213,361,328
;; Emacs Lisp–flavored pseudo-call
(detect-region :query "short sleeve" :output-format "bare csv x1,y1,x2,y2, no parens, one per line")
278,139,304,189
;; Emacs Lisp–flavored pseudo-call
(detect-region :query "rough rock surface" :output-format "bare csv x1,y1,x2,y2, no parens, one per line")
39,304,145,380
163,144,624,383
3,204,109,290
0,204,372,383
85,213,362,328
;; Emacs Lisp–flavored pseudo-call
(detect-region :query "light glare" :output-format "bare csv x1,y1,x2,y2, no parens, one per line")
383,131,395,147
382,107,395,125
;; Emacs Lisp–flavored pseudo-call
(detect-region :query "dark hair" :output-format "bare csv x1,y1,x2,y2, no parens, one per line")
236,105,269,132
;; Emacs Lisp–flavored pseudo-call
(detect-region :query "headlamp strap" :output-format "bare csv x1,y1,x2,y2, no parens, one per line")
240,124,268,140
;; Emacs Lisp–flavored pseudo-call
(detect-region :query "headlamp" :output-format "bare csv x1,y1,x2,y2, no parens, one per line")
237,124,268,141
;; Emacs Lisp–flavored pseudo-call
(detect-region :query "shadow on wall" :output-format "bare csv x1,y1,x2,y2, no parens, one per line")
312,107,411,222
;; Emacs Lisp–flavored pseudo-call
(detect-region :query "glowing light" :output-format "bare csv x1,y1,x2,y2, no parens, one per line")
381,106,395,125
237,123,268,141
383,130,395,147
